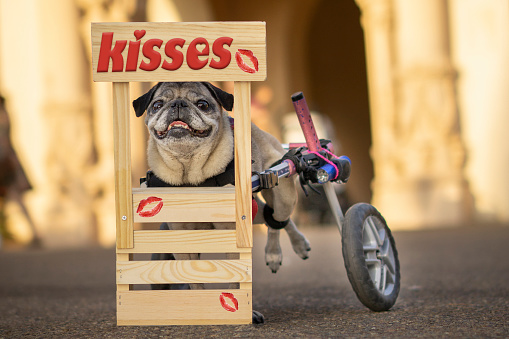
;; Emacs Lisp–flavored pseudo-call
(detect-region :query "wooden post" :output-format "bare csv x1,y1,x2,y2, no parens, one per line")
112,82,133,249
234,81,253,248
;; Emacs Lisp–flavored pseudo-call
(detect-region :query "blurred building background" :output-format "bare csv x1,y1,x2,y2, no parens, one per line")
0,0,508,248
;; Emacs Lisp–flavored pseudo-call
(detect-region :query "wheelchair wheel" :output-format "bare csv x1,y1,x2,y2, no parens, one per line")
341,203,400,311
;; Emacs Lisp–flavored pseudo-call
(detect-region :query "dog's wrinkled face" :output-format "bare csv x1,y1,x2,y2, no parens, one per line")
133,82,233,155
147,83,219,148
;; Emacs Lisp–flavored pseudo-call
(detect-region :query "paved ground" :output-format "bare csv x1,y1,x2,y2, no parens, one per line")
1,224,508,338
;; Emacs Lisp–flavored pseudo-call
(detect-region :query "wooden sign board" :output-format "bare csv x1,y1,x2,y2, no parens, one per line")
91,22,266,82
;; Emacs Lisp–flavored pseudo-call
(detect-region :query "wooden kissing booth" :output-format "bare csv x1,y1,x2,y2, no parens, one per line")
91,22,266,325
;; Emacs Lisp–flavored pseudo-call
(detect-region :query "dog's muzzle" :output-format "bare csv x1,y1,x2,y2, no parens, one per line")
155,120,212,139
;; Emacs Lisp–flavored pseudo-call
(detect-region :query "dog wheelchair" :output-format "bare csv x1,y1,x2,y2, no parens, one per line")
143,91,400,312
252,92,400,312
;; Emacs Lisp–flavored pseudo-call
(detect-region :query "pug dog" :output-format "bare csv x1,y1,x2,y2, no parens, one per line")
133,82,311,324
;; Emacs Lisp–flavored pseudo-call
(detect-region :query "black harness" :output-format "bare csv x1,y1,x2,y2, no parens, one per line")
143,159,235,188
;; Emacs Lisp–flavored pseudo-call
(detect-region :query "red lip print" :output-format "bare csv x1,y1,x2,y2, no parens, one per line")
136,196,163,217
235,49,259,74
219,292,238,312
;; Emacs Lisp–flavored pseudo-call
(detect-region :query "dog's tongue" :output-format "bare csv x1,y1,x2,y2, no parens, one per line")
169,121,189,129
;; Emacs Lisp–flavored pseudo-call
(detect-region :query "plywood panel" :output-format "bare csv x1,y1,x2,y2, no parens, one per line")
116,230,251,254
117,259,251,284
92,22,266,82
117,290,252,325
132,187,235,223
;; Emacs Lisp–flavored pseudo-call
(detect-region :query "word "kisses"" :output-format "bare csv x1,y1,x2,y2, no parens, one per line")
97,30,259,74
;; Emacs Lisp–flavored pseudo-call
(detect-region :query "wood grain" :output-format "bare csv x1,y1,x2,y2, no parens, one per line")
234,82,253,248
117,290,252,325
116,253,132,291
132,187,235,223
113,83,133,249
91,22,266,82
117,259,251,284
116,230,252,254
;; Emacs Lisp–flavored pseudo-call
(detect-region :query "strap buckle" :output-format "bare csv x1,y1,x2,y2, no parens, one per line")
253,169,279,192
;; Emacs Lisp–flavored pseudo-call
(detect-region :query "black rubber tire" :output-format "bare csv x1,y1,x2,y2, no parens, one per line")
342,203,400,311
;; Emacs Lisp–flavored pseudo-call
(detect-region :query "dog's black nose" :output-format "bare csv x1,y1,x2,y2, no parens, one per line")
171,100,188,108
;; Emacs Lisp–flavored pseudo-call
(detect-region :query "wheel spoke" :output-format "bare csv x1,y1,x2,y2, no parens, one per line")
363,244,378,252
385,265,396,284
378,242,396,275
365,258,382,290
378,228,386,246
366,217,383,247
382,253,396,275
380,265,387,293
365,258,380,266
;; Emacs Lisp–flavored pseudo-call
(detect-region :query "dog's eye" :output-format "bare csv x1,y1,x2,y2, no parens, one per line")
197,100,209,111
152,100,164,113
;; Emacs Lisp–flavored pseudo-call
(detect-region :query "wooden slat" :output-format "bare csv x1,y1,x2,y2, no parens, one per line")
132,187,235,223
116,253,132,291
238,253,252,290
113,82,133,249
116,230,251,254
234,82,253,248
117,259,251,285
91,22,266,82
117,290,252,325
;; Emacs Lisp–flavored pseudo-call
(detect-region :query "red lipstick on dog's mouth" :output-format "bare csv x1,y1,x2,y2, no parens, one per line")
235,49,258,74
136,196,163,217
219,292,238,312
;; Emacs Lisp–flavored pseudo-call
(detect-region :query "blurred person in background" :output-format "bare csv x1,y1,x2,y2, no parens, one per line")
0,95,41,248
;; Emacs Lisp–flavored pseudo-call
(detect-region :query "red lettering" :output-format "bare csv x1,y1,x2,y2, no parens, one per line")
187,37,209,70
125,31,146,72
162,38,185,71
125,41,140,71
210,37,233,69
97,31,237,73
97,32,127,72
140,39,163,71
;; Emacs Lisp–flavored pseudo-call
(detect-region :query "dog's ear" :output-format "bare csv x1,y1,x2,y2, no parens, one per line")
133,82,162,117
201,82,234,111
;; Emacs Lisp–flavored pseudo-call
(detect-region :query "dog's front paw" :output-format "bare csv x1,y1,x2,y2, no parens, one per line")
265,228,283,273
290,233,311,260
252,310,265,324
265,245,282,273
285,223,311,260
